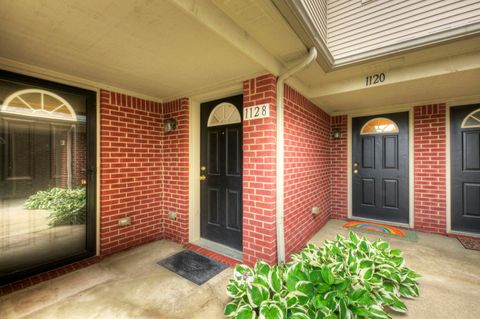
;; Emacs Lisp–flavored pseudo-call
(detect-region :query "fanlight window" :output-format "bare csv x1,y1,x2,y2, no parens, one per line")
360,118,399,135
1,89,77,121
207,102,241,127
461,109,480,128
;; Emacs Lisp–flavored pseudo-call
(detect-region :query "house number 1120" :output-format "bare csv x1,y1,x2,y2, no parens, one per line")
244,103,269,120
365,73,386,86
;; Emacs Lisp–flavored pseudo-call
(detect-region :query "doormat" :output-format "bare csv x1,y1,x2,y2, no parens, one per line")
343,221,418,242
457,237,480,251
158,250,228,285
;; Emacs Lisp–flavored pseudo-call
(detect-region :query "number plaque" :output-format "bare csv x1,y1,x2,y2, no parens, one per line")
243,103,270,121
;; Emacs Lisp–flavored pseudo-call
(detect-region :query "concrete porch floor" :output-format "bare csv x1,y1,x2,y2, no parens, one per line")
1,219,479,319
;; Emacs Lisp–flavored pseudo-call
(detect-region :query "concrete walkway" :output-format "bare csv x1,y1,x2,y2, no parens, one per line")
1,219,479,318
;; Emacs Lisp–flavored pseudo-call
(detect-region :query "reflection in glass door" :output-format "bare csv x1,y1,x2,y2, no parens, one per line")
0,71,96,284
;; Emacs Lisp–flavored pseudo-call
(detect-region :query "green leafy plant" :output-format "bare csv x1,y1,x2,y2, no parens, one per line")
225,232,420,319
25,187,86,226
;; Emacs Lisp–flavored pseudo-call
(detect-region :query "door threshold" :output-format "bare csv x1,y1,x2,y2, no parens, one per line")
192,238,242,262
350,216,411,229
448,230,480,238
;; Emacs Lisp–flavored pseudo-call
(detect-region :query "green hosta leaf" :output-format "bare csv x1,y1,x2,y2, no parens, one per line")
246,284,270,308
368,305,391,319
296,281,314,297
388,296,407,313
288,313,310,319
236,305,256,319
339,298,353,319
259,303,284,319
351,307,370,316
320,266,335,286
349,289,367,301
349,231,360,244
359,240,369,253
227,281,245,298
268,267,282,293
359,259,373,269
255,261,271,277
316,283,331,294
309,269,322,283
389,249,402,256
224,301,238,317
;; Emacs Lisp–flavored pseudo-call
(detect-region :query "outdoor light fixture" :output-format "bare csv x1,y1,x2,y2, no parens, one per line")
0,137,5,145
164,118,177,132
332,128,341,139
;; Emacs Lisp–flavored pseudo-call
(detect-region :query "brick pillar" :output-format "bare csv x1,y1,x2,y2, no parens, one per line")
242,74,277,266
162,98,190,243
330,115,348,220
413,104,447,234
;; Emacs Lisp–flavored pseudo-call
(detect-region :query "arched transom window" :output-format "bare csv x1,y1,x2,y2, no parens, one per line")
1,89,77,121
461,109,480,128
361,117,399,135
207,102,241,127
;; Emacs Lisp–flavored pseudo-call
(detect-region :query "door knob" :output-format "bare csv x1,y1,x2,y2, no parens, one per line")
199,175,206,181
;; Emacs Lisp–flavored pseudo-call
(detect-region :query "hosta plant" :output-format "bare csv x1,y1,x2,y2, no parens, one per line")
25,187,86,226
224,232,420,319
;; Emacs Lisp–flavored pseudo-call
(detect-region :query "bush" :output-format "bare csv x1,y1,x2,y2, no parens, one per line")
25,187,86,226
225,232,420,319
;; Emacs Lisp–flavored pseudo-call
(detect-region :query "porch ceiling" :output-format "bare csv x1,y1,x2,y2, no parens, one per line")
0,0,265,100
0,0,479,112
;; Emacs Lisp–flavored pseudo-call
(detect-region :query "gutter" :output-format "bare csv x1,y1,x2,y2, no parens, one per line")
276,47,317,264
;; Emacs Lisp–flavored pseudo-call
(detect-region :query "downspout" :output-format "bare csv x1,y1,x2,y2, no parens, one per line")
276,47,317,264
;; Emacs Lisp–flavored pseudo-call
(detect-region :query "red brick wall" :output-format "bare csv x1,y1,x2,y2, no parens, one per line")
162,98,190,244
331,115,348,220
413,104,447,234
100,90,164,255
242,74,277,266
283,85,331,258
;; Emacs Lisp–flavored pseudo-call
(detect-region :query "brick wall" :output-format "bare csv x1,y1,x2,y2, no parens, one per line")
242,74,277,266
99,90,164,255
330,115,348,220
283,85,331,258
162,98,190,244
413,104,447,234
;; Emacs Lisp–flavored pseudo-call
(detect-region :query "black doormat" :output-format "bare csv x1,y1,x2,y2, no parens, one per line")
158,250,228,285
458,237,480,251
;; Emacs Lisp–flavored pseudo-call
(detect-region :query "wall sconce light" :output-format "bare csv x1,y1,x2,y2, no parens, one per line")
332,128,341,139
0,137,5,145
164,118,177,133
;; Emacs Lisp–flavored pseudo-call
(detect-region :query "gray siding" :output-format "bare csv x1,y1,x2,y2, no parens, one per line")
326,0,480,59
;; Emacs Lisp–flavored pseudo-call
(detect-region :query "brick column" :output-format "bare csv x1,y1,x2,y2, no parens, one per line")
330,115,348,220
413,104,447,234
242,75,277,265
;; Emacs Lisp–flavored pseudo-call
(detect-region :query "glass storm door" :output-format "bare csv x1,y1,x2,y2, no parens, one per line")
352,112,409,224
200,95,243,250
451,104,480,234
0,70,96,284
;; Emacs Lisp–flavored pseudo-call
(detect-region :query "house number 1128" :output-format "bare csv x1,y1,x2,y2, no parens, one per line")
244,103,269,120
365,73,386,86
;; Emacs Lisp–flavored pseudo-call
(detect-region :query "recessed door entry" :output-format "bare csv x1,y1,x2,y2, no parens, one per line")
451,104,480,234
200,95,243,250
352,112,409,224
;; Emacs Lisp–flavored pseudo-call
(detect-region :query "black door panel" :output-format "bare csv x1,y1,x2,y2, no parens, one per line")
352,112,409,223
200,95,243,250
451,104,480,233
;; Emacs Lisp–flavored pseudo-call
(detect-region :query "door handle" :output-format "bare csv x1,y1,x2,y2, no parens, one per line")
200,175,206,181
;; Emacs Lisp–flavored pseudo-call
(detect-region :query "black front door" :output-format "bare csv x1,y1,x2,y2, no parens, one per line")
200,95,243,250
352,112,409,224
451,104,480,234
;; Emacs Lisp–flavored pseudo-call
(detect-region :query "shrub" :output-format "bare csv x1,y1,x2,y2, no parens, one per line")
224,232,420,319
25,187,86,226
